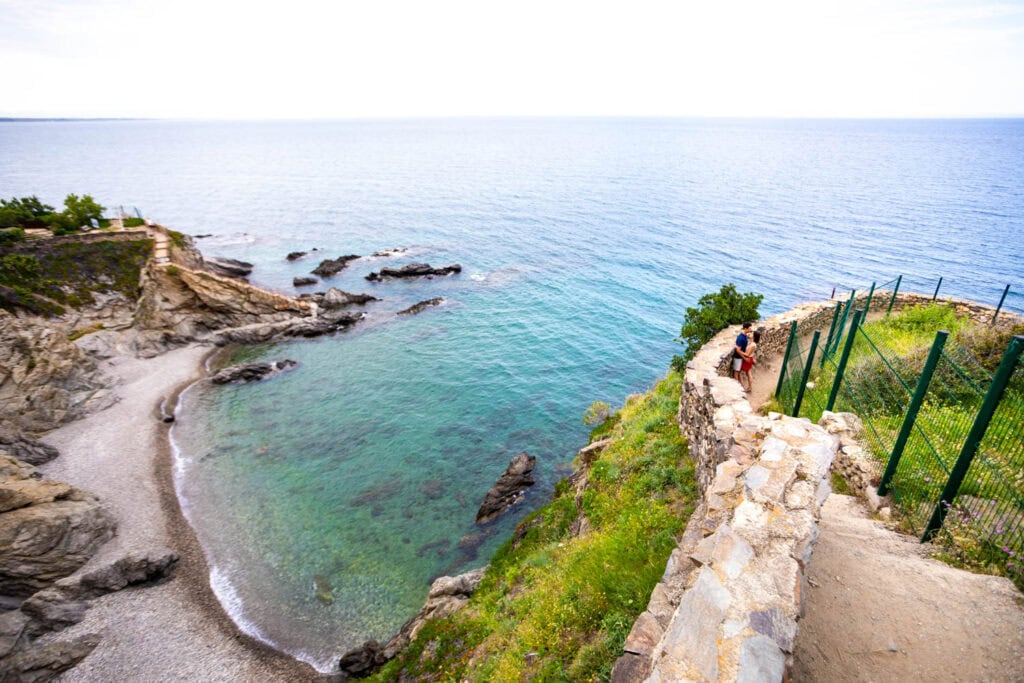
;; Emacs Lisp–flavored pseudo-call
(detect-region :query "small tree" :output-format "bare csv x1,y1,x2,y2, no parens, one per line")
672,283,763,371
63,194,105,228
0,254,42,287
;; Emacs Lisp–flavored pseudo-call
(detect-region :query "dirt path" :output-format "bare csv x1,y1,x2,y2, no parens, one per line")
793,494,1024,682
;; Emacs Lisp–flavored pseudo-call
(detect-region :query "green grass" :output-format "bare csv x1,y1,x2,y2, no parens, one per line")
370,371,696,682
122,217,145,228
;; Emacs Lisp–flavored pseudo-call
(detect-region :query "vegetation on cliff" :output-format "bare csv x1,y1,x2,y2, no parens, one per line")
0,194,105,236
370,371,696,682
0,239,152,316
672,283,763,371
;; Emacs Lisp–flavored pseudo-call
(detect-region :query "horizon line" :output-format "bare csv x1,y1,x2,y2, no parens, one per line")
3,114,1024,123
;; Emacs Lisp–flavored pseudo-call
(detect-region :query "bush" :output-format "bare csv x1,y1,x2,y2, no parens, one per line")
0,254,42,287
122,217,145,228
0,227,25,244
676,283,763,362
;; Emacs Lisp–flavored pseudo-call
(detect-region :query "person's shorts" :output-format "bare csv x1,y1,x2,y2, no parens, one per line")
733,357,743,372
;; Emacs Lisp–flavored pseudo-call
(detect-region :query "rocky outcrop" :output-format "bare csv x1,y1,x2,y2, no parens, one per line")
475,453,536,524
370,248,407,258
319,288,379,309
210,312,364,345
397,298,445,316
0,312,116,434
0,453,116,598
211,360,298,385
0,433,59,467
338,566,486,679
311,255,360,278
20,549,178,635
286,251,307,261
365,263,461,281
203,257,253,280
0,632,101,683
293,277,318,287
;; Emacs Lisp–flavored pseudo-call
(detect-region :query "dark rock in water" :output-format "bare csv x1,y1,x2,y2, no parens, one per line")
286,251,308,261
193,233,213,238
211,360,298,385
339,640,387,678
211,312,365,345
457,531,488,551
204,256,254,279
419,478,444,500
311,254,360,277
365,263,462,282
416,539,449,558
293,276,318,287
475,452,536,524
313,574,334,605
370,247,408,257
0,432,60,466
397,298,445,316
321,288,379,309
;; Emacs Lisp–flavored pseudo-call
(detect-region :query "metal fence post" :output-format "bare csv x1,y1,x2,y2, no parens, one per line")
821,302,843,367
886,275,903,316
864,281,876,315
932,276,943,302
826,309,864,412
922,335,1024,541
792,330,821,417
828,290,857,357
878,329,949,496
774,320,799,399
991,284,1010,325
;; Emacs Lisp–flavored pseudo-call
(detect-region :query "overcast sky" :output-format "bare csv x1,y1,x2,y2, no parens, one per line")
2,0,1023,119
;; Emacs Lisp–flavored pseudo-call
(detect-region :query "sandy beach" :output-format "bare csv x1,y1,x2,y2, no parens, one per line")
37,345,320,682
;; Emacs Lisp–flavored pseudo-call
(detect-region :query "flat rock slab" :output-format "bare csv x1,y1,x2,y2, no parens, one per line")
792,494,1024,683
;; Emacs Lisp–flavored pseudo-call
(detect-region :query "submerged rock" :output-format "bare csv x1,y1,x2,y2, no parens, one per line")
293,276,318,287
397,298,445,316
210,360,298,385
475,453,537,524
311,255,360,277
365,263,462,281
370,248,408,257
204,256,254,280
286,251,308,261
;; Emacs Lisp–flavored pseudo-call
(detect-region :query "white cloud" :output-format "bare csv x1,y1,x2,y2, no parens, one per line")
1,0,1022,118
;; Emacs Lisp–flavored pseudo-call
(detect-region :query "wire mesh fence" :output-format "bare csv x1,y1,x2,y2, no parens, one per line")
773,295,1024,586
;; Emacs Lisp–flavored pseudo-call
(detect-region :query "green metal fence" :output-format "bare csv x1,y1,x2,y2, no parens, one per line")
773,296,1024,586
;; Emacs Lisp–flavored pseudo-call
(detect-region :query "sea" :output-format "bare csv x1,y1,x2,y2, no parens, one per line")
1,118,1022,670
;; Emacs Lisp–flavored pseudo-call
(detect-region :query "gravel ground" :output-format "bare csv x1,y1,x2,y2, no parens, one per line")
38,345,322,682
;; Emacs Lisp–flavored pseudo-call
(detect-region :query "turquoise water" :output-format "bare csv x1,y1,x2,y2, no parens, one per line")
3,118,1023,669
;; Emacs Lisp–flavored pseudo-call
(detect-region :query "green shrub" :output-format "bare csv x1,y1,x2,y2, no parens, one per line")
676,283,763,362
122,217,145,228
0,254,42,287
0,227,25,244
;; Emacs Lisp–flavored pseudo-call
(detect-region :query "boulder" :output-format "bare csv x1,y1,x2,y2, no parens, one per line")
370,248,407,257
365,263,462,281
0,433,60,466
285,251,308,261
321,288,378,309
211,360,298,385
311,255,360,277
339,639,387,678
475,453,536,524
0,633,101,682
397,298,445,316
293,277,318,287
204,256,254,279
0,491,116,597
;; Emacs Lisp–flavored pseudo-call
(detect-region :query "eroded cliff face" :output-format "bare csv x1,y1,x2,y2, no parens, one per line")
0,312,116,434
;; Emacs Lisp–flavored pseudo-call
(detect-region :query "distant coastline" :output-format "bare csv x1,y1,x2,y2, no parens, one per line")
0,117,149,122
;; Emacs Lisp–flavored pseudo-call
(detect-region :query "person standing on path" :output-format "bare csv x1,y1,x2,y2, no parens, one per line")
733,322,752,389
740,330,761,392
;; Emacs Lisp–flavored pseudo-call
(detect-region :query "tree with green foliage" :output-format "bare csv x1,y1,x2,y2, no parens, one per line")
672,283,763,371
63,194,105,228
0,196,56,228
0,227,25,244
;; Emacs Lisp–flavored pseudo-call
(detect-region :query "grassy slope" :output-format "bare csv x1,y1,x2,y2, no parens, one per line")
371,371,696,682
0,239,152,315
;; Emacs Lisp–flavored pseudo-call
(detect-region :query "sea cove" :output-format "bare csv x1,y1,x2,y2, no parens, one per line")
3,118,1023,671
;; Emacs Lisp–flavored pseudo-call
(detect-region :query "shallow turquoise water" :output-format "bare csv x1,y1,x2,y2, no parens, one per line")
3,118,1022,669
